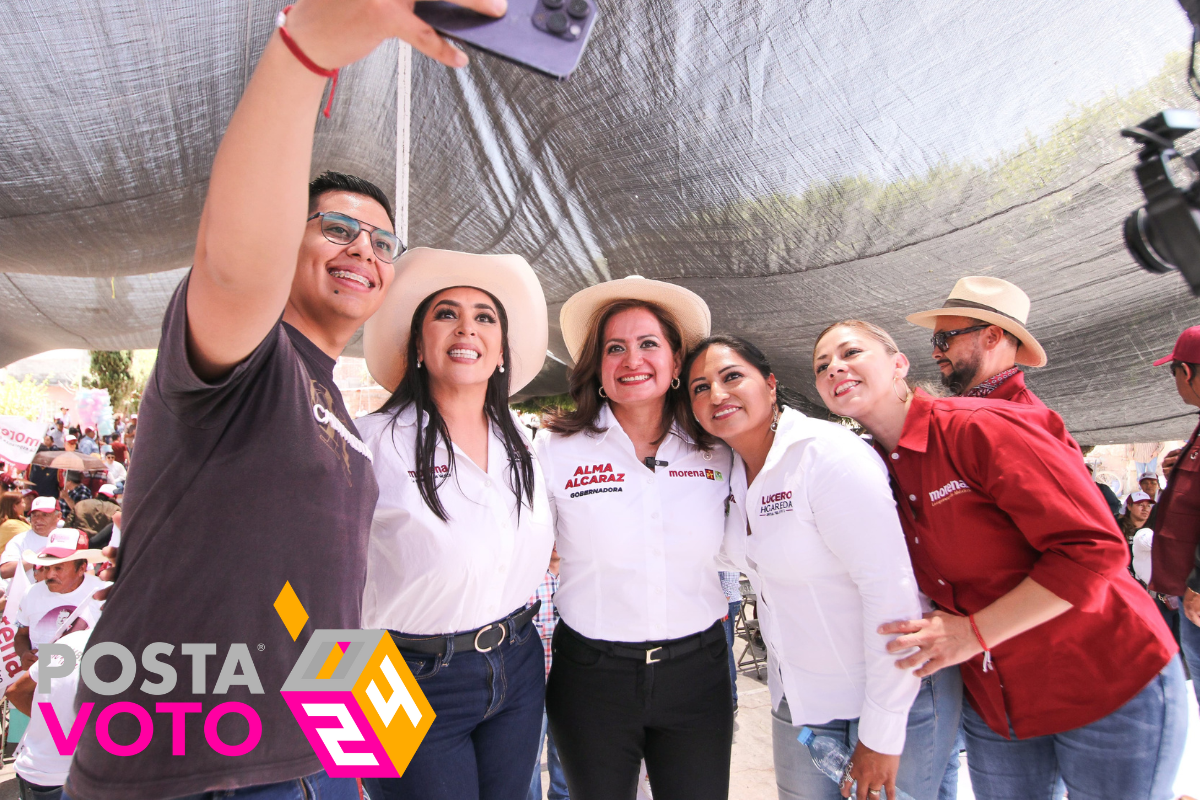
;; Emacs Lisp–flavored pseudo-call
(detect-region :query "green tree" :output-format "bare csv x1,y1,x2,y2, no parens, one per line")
0,375,49,420
87,351,134,413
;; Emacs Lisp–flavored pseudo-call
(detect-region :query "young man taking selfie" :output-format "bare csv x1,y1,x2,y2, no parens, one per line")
65,1,504,797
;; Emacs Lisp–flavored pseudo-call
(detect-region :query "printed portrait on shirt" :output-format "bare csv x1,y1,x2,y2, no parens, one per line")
31,604,91,644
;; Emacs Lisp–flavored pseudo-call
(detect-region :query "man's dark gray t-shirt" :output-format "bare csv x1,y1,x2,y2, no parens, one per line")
67,276,378,799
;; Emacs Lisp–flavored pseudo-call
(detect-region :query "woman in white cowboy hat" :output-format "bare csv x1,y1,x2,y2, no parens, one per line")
535,276,735,800
358,247,554,800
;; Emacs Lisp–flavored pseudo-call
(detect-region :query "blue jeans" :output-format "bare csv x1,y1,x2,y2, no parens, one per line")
773,667,963,800
19,777,62,800
722,600,742,707
528,710,570,800
1179,602,1200,707
935,723,965,800
64,771,357,800
961,654,1187,800
365,617,545,800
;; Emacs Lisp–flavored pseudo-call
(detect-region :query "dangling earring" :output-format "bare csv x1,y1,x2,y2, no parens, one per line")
416,359,423,369
498,364,505,373
893,376,910,402
671,377,680,390
598,386,608,399
770,405,779,432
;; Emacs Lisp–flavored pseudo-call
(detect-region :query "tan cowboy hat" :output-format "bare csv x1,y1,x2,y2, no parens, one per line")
363,248,549,395
559,276,712,364
906,276,1047,368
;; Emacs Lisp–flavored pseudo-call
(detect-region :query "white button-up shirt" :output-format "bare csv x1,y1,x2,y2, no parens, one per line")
725,407,922,755
358,405,555,635
535,405,733,642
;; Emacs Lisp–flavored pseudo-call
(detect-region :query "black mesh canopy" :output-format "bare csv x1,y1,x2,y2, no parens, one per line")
1,0,1197,442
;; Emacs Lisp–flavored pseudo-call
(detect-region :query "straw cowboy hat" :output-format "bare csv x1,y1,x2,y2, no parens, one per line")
23,528,105,567
906,276,1047,368
363,247,548,395
559,276,712,364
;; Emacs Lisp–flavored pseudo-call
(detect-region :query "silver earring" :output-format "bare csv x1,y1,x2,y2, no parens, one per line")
671,377,680,390
598,386,608,399
416,359,423,369
498,364,505,373
770,405,779,432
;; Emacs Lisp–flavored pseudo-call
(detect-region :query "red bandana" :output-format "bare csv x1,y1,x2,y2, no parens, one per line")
965,367,1021,398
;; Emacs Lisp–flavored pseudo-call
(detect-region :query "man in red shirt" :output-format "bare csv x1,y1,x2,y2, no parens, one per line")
907,276,1046,405
1148,325,1200,708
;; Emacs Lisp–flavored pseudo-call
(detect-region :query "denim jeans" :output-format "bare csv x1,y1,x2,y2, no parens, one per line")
366,616,545,800
935,723,965,800
773,667,963,800
722,600,743,707
64,771,357,800
528,710,570,800
1179,603,1200,707
19,777,62,800
961,654,1187,800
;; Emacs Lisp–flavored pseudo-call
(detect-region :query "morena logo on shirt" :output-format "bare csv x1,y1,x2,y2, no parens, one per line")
667,468,723,481
564,463,626,490
33,582,435,778
929,479,971,506
759,490,793,517
407,464,450,481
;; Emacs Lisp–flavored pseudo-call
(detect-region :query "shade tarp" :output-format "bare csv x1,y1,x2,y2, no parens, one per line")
1,0,1197,442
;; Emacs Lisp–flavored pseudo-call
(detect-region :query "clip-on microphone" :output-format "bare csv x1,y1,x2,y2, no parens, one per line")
644,457,669,471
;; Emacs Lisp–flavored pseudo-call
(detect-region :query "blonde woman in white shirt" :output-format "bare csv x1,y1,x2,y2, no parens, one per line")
358,249,555,800
535,276,735,800
685,335,962,800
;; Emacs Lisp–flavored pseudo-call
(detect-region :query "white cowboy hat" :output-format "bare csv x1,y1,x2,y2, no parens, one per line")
906,276,1047,368
363,248,548,395
23,528,105,567
559,276,712,364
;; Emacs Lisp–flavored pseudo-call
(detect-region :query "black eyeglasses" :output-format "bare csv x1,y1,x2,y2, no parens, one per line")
307,212,405,263
930,324,989,352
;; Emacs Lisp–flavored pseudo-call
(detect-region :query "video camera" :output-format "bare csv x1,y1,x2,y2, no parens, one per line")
1123,109,1200,295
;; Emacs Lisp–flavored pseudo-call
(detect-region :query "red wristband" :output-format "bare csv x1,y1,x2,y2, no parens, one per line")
968,614,993,673
276,5,339,118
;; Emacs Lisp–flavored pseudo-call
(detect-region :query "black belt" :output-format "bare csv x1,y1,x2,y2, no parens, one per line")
389,601,540,657
562,619,725,664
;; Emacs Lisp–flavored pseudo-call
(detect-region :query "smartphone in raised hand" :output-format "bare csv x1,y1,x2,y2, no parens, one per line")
415,0,599,81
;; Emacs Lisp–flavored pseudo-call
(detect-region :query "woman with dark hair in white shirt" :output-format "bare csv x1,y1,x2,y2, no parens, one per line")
357,248,555,800
685,334,962,800
536,276,734,800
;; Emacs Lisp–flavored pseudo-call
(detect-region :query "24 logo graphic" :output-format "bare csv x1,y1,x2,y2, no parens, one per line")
274,582,434,777
281,630,434,777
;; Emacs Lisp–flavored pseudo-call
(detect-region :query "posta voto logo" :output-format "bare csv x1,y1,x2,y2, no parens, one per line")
32,582,435,777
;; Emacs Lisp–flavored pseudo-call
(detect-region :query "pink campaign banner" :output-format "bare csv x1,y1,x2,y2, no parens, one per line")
0,415,46,469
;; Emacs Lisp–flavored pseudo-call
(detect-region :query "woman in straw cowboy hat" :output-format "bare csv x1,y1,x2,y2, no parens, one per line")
535,276,735,800
810,320,1185,800
682,334,960,800
358,248,555,800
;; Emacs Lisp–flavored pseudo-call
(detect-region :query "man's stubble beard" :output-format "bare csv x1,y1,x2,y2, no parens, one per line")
940,351,983,397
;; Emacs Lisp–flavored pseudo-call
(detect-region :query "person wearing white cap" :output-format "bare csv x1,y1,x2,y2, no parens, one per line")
358,248,554,800
535,275,735,799
907,276,1047,405
13,528,105,669
1,496,61,582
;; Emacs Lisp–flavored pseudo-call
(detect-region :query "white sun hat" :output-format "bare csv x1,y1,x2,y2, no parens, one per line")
559,275,712,364
906,276,1047,368
363,248,549,395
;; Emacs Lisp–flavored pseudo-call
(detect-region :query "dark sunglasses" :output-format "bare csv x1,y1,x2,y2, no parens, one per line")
931,324,989,352
307,212,405,264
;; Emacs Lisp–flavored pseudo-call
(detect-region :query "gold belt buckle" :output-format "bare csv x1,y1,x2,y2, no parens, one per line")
645,646,664,664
